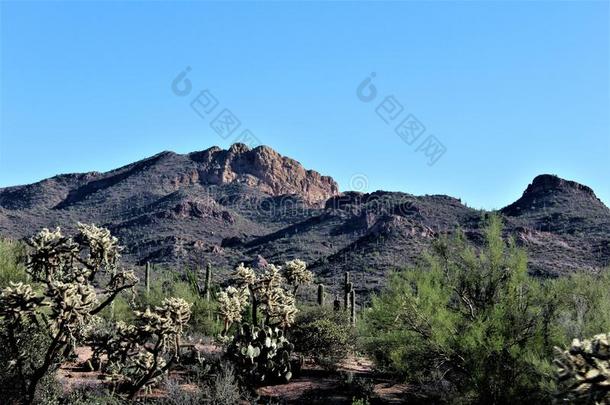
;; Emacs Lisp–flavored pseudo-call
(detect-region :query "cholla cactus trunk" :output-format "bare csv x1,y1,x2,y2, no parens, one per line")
334,295,341,311
204,264,212,302
349,290,356,326
247,284,258,327
317,283,325,306
175,335,181,361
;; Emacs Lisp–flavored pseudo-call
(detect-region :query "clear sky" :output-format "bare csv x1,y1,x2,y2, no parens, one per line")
1,1,608,210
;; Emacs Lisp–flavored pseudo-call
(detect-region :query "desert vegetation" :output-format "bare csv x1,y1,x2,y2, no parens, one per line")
0,217,609,404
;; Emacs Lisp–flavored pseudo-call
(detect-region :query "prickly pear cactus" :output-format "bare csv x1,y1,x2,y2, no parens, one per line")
218,260,310,386
554,333,610,404
227,323,294,384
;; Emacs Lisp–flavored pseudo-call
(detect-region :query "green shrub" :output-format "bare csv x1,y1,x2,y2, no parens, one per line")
362,215,555,404
550,272,610,341
202,361,243,405
290,306,353,370
0,238,27,287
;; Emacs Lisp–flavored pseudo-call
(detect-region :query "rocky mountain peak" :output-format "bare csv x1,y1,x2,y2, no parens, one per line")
524,174,597,199
228,143,251,154
191,144,339,205
501,174,607,218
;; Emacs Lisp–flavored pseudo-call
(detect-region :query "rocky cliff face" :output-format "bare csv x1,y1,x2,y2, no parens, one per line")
0,148,608,294
189,144,339,205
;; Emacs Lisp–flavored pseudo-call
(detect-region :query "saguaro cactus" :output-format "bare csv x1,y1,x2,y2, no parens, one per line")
145,261,151,295
317,283,325,306
344,271,353,311
204,263,212,302
333,295,341,311
349,289,356,326
343,271,350,310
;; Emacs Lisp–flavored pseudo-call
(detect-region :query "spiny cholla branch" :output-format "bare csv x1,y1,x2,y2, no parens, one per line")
0,224,139,404
89,298,192,399
554,333,610,403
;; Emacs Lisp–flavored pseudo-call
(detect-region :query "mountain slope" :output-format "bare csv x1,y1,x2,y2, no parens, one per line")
501,174,610,276
0,146,608,293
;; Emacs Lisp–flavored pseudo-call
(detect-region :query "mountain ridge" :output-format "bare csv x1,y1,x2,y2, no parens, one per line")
1,144,608,292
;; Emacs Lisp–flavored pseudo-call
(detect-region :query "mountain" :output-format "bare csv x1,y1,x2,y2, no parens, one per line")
0,145,608,293
500,174,610,276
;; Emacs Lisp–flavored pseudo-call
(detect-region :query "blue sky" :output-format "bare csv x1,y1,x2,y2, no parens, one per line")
1,1,608,209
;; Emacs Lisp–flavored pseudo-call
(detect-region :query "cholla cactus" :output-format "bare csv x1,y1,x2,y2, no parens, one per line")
46,281,97,336
0,224,139,404
282,259,313,293
27,227,79,282
91,297,192,399
265,287,297,329
220,261,306,333
76,222,122,267
159,297,192,333
257,265,298,328
234,262,257,286
218,286,250,333
554,333,610,404
220,259,309,386
260,264,283,290
0,282,45,321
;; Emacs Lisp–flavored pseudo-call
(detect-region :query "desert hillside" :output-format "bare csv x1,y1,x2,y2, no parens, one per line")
1,144,608,293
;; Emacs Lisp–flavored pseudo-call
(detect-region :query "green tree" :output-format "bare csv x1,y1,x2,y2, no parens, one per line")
362,215,554,404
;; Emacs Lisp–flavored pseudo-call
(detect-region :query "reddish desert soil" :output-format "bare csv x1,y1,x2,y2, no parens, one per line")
57,346,410,403
258,355,410,404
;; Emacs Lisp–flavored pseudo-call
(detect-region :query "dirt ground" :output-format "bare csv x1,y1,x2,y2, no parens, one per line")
57,346,410,403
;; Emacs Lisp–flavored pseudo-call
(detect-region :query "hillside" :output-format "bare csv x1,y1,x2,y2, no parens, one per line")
1,144,608,292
